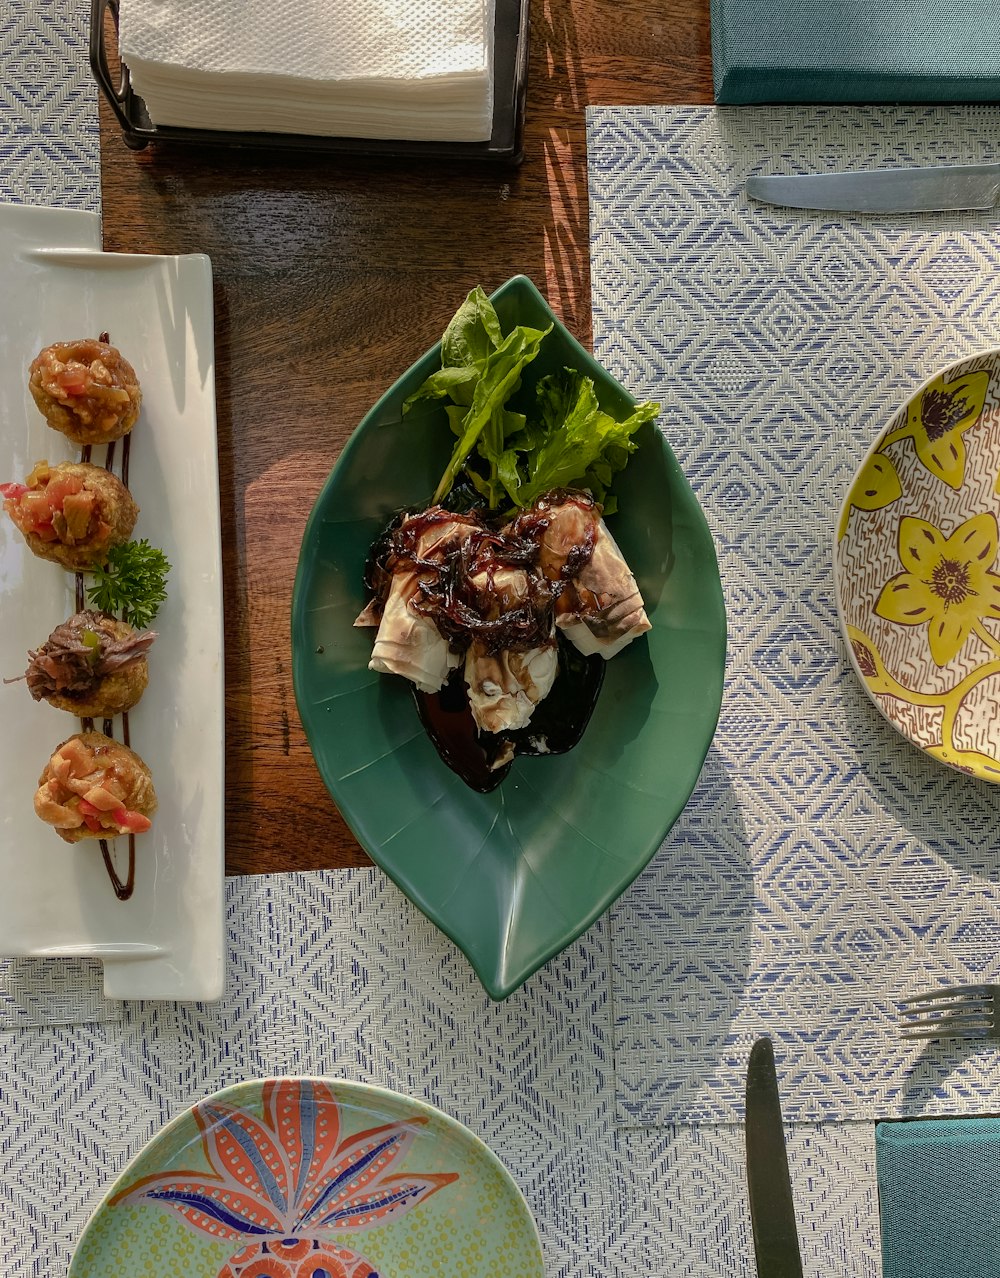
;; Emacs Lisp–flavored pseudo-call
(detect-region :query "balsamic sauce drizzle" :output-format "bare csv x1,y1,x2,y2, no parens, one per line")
71,334,136,902
413,638,605,793
99,838,136,901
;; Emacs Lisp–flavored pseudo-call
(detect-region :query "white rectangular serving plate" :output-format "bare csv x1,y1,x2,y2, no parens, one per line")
0,203,225,1001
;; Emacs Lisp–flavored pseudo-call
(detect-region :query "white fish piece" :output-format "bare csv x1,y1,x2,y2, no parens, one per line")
532,496,651,660
355,512,477,694
464,641,558,734
366,572,461,693
558,518,650,658
558,615,645,660
462,562,558,733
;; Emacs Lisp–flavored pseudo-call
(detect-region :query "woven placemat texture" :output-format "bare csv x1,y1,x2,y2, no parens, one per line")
1,0,99,211
588,102,1000,1126
1,867,880,1278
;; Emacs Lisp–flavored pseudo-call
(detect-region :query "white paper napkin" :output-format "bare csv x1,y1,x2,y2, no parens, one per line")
118,0,496,141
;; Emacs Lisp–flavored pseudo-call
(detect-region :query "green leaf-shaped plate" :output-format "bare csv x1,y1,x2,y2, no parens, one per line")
292,275,726,999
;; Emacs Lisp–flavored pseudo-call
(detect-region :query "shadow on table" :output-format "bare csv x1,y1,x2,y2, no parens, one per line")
840,673,1000,886
611,744,754,1121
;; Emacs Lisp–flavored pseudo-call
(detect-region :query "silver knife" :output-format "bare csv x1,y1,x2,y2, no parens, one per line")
747,162,1000,213
745,1037,804,1278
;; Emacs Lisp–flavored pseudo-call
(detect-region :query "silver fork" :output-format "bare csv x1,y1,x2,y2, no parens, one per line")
900,985,1000,1041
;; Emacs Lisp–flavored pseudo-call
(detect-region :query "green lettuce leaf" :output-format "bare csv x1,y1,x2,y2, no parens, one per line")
441,285,504,368
407,286,659,514
509,370,659,509
431,322,550,503
405,285,504,412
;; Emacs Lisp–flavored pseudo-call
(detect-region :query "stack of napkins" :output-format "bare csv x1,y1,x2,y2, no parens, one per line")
118,0,495,141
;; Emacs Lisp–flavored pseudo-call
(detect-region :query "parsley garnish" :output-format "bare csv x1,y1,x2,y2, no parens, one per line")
87,540,170,628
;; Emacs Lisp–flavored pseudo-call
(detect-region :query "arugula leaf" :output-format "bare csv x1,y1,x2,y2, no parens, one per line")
405,285,504,412
441,285,504,368
496,446,525,504
509,370,659,509
409,286,659,516
406,287,548,508
431,322,550,504
409,366,481,409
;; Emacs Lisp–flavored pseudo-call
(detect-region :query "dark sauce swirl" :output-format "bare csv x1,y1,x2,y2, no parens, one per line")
71,333,137,901
414,637,604,793
366,488,606,792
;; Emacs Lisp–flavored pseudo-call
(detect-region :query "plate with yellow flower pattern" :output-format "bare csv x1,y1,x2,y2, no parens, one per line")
69,1077,544,1278
835,350,1000,781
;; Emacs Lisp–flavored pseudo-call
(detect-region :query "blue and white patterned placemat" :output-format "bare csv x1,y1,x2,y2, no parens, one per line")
0,22,981,1265
0,0,100,212
588,103,1000,1127
1,868,882,1278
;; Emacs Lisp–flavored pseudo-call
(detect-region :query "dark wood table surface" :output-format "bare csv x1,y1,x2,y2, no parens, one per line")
97,0,713,874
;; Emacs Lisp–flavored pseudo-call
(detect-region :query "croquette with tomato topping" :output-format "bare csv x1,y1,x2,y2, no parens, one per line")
1,460,138,571
29,338,141,445
34,731,156,844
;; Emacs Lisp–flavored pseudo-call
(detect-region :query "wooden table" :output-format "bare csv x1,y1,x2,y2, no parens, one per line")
97,0,713,874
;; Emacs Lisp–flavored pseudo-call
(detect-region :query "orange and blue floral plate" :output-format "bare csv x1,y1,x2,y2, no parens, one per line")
68,1078,544,1278
835,350,1000,781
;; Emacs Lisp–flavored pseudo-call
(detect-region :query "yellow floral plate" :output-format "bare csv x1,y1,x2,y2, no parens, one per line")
835,350,1000,781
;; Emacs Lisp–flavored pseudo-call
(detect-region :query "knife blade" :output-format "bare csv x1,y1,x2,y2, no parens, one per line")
746,162,1000,213
745,1037,803,1278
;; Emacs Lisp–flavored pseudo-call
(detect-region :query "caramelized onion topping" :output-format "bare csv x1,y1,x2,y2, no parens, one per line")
364,490,600,658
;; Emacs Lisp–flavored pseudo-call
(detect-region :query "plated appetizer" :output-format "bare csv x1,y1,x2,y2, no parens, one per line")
355,287,658,790
1,458,138,570
34,731,156,844
15,609,155,717
5,334,169,897
357,508,484,695
29,337,142,445
510,488,652,659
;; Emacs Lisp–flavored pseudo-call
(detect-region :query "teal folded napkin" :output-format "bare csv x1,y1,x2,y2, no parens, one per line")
712,0,1000,103
877,1117,1000,1278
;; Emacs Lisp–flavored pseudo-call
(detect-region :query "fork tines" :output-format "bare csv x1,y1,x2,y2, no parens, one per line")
900,984,1000,1041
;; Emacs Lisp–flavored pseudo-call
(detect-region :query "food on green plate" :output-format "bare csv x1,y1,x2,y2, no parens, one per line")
1,459,138,570
13,609,156,717
356,509,481,694
357,286,658,790
460,559,559,735
357,502,572,737
358,489,650,715
34,730,156,844
28,337,142,445
515,489,651,659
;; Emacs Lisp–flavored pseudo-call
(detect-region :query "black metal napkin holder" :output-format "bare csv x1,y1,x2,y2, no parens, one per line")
90,0,529,164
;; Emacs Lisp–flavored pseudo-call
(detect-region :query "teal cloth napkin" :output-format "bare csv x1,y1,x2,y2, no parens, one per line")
877,1117,1000,1278
711,0,1000,103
